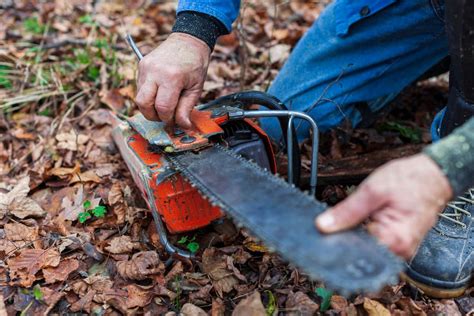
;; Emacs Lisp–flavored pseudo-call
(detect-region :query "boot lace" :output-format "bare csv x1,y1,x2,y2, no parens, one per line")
439,188,474,228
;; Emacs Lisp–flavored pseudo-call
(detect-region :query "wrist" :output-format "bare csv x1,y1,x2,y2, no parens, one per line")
167,32,211,56
172,11,228,50
416,153,453,204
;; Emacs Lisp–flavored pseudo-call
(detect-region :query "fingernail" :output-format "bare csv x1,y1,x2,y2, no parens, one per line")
316,212,335,230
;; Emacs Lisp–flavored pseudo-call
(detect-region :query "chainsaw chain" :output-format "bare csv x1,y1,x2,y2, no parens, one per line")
166,144,402,294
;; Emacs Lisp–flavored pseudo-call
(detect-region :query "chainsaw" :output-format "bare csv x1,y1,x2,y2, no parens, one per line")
110,35,403,295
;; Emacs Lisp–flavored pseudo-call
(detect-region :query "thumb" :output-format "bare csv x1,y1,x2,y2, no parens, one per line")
315,183,386,233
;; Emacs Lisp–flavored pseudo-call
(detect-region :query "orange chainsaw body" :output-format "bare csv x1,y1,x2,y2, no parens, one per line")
111,110,276,234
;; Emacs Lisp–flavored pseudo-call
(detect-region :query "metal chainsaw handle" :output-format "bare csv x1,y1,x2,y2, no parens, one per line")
198,91,302,186
229,110,319,195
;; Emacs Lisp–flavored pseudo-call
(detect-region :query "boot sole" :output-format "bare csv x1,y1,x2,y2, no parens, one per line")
400,272,468,299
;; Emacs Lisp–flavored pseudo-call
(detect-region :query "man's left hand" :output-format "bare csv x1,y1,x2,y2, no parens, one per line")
316,153,453,259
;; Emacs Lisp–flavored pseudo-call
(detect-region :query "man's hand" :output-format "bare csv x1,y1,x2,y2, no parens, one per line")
135,33,211,128
316,154,453,259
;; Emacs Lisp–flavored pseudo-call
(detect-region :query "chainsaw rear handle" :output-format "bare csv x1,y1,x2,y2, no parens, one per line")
198,90,301,186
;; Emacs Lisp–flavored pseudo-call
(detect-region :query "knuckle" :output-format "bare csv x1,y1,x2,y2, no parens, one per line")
362,183,383,199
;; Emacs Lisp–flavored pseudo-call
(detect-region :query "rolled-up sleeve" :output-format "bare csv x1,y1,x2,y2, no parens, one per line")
177,0,241,31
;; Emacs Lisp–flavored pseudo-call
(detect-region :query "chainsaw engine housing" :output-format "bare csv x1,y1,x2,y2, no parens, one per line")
111,111,276,234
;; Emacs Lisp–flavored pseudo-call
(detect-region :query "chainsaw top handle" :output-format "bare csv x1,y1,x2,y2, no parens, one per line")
198,90,301,186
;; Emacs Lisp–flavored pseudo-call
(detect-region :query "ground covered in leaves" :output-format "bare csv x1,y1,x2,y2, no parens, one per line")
0,0,473,315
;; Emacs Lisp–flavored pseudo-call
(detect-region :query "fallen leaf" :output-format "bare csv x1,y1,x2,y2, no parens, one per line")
105,235,140,254
202,248,239,297
330,295,348,312
286,291,319,315
70,290,96,313
43,258,80,283
433,299,462,316
70,170,102,184
0,177,46,219
7,248,60,287
100,88,125,110
181,303,207,316
116,251,164,280
363,298,391,316
55,131,89,151
269,44,291,64
4,222,38,242
125,284,154,309
232,291,266,316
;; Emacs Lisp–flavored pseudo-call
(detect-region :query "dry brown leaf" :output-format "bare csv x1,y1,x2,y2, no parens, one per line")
363,298,391,316
49,163,80,178
55,130,89,151
105,235,140,254
211,298,225,316
433,300,462,316
330,295,348,312
232,291,266,316
70,170,102,184
202,248,239,297
125,284,154,309
43,258,80,284
8,248,60,287
0,177,46,219
116,251,164,280
70,290,96,313
100,88,125,110
181,303,207,316
4,222,38,242
286,291,319,315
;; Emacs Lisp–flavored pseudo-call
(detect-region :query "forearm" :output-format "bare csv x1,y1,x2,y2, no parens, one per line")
424,117,474,195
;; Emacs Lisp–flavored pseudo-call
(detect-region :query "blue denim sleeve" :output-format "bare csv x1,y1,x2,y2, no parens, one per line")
177,0,240,31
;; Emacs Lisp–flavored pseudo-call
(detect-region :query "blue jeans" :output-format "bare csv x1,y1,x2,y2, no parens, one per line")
262,0,448,142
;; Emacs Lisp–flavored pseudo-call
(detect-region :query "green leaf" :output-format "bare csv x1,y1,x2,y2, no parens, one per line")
23,17,45,34
91,205,106,218
32,285,43,301
0,65,12,89
87,66,100,81
265,290,277,316
177,236,188,244
315,287,333,312
79,14,95,25
94,38,109,49
186,242,199,254
83,200,92,210
78,211,91,223
381,121,422,143
74,49,91,65
38,108,52,117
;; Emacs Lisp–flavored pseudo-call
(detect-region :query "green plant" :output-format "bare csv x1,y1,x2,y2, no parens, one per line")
315,287,333,312
0,65,12,89
265,290,277,315
177,235,200,254
78,200,107,223
79,14,96,26
32,285,43,301
23,17,46,34
380,121,422,143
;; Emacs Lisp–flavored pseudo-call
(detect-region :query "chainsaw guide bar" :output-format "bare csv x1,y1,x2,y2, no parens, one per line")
167,144,403,294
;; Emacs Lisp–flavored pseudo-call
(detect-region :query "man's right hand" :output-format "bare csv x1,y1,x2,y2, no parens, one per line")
135,32,211,129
